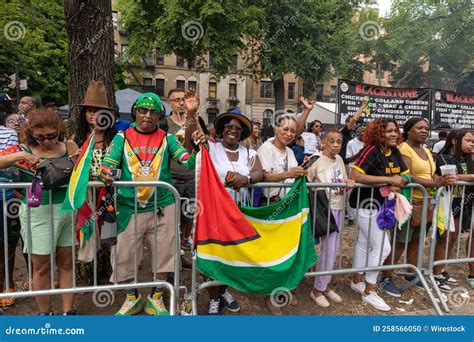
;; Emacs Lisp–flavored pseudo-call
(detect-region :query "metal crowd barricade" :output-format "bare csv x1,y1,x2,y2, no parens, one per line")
190,182,443,315
0,181,182,315
427,181,474,313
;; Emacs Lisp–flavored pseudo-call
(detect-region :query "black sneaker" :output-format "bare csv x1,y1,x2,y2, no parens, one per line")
181,257,192,270
208,298,221,315
219,289,241,312
404,275,424,289
347,219,355,228
433,275,452,292
441,271,458,285
63,309,77,315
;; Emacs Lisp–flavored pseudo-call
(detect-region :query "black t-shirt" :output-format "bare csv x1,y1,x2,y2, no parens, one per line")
349,145,409,208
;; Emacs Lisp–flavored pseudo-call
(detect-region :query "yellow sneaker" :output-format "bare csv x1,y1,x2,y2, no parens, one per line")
144,292,169,316
115,293,143,316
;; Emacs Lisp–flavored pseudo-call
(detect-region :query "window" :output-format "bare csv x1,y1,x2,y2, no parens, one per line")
315,84,324,101
330,86,337,103
143,78,153,86
376,68,385,80
156,54,164,65
229,80,237,98
121,44,129,61
231,54,238,69
260,81,274,98
176,80,186,90
143,51,154,66
288,82,295,100
209,80,217,99
176,55,185,67
156,79,165,97
263,109,274,127
209,54,215,68
188,80,197,91
208,110,218,124
112,11,118,29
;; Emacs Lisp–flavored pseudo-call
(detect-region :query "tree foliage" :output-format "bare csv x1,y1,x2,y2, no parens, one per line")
0,0,68,104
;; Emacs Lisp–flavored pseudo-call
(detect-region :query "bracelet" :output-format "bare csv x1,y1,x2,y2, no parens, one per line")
246,175,251,184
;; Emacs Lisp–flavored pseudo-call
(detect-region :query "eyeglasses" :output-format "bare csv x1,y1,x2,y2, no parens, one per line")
33,133,58,142
169,97,185,103
136,107,160,116
224,124,243,133
6,119,27,125
314,125,322,128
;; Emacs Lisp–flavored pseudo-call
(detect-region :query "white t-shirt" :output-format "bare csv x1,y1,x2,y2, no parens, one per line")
346,137,365,167
432,140,446,154
208,142,257,205
257,140,298,198
307,154,347,210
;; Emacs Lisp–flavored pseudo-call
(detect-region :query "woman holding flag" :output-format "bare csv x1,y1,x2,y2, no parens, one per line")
68,80,117,285
0,108,78,315
205,109,263,315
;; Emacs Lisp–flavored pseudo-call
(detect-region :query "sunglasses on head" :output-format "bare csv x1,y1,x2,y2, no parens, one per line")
33,132,58,142
136,107,160,116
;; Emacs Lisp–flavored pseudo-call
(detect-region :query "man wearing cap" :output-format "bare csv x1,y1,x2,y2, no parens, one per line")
101,92,203,316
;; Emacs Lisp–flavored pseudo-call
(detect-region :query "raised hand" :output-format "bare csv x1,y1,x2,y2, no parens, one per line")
299,96,313,111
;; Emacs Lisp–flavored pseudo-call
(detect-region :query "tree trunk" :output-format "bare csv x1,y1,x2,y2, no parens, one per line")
273,78,285,112
64,0,115,133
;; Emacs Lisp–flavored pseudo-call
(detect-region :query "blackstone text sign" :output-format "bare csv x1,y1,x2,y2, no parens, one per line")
338,79,431,126
433,90,474,130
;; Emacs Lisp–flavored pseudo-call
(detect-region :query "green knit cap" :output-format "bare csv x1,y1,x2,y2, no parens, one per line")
135,92,163,111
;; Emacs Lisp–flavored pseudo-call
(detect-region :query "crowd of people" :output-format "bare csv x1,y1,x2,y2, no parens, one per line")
0,85,472,316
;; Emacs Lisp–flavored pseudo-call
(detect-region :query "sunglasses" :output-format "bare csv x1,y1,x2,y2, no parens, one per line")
136,107,160,116
224,124,243,133
33,133,58,142
314,125,322,128
6,119,27,125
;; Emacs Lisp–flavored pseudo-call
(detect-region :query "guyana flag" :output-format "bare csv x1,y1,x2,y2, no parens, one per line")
61,132,95,211
195,146,317,295
61,132,95,244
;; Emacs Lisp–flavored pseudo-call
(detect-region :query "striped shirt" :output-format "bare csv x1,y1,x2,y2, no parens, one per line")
0,126,19,201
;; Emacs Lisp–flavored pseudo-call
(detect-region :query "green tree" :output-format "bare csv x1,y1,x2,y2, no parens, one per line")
118,0,360,111
0,0,68,105
370,0,473,91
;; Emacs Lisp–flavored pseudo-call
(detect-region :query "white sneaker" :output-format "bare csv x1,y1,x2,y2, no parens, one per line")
350,281,365,295
362,291,391,312
325,290,342,303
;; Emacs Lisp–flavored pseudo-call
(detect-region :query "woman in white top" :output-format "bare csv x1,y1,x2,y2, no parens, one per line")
206,108,263,315
257,113,305,314
257,114,305,205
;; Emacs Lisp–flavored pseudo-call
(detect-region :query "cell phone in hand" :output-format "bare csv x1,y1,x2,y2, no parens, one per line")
109,168,121,179
301,155,319,170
